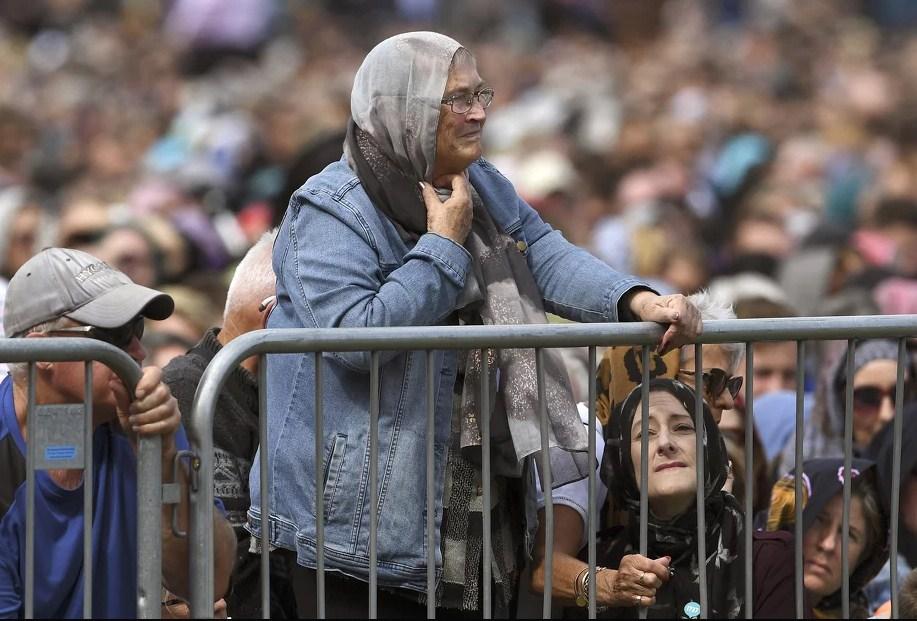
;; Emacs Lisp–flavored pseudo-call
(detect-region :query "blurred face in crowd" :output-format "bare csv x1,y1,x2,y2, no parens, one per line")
631,390,697,521
433,52,488,180
95,227,158,288
5,204,40,278
852,359,900,447
678,344,741,423
752,341,797,398
802,493,868,601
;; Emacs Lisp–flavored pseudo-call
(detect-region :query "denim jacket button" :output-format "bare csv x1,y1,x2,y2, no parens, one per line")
516,240,527,253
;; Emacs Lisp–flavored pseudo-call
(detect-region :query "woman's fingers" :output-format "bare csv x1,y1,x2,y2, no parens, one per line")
614,554,671,607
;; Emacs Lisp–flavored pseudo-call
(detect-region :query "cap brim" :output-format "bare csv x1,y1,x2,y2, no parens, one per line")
66,283,175,328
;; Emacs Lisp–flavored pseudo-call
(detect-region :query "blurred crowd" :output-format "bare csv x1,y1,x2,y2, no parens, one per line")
1,0,917,616
0,0,916,364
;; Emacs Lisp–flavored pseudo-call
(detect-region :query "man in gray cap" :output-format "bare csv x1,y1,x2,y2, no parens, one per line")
0,248,235,618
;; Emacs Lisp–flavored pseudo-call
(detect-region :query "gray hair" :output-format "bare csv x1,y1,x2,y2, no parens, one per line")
223,230,277,324
685,289,743,373
8,316,73,380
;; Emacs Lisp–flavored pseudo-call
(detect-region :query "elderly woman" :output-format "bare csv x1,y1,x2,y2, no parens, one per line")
765,458,889,618
251,31,702,618
532,378,796,618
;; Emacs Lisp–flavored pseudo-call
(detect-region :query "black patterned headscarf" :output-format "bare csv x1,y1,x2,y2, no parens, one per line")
601,378,744,618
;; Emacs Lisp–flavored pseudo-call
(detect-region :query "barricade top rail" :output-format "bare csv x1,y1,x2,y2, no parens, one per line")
189,313,917,444
0,337,143,387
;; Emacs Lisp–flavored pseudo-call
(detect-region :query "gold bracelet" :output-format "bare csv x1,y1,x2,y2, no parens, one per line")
574,566,607,607
574,567,590,607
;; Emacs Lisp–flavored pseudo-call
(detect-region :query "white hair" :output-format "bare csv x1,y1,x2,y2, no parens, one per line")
685,289,743,372
223,230,277,324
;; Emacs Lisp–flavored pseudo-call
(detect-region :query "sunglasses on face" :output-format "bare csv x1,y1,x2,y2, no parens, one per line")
45,316,145,350
682,367,743,400
852,385,901,413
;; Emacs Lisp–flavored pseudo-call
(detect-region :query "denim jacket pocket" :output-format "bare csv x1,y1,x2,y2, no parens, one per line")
322,433,348,522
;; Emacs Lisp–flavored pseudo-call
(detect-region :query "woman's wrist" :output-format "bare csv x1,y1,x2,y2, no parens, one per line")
597,568,619,606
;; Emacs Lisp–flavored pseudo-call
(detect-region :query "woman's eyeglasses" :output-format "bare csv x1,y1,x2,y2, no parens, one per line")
44,316,145,350
441,88,495,114
852,385,901,413
681,367,743,400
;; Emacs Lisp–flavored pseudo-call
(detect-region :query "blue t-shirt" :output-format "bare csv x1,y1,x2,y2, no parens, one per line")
0,375,194,618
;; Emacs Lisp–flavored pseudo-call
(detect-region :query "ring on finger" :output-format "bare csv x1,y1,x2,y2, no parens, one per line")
635,594,642,604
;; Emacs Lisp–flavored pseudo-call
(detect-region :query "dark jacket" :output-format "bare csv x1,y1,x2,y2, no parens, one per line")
163,328,295,618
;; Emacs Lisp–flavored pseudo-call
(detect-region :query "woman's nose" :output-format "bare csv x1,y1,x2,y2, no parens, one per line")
878,394,896,424
655,430,676,455
818,530,838,553
466,101,486,122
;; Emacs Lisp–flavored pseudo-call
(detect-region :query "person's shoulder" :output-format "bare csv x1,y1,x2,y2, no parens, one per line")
753,529,794,546
753,530,795,568
469,157,514,187
294,158,363,202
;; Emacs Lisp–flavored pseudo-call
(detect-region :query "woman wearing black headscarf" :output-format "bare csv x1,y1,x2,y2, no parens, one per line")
597,378,745,618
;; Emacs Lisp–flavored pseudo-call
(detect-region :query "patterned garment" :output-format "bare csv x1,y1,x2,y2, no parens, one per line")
417,365,525,617
594,346,679,429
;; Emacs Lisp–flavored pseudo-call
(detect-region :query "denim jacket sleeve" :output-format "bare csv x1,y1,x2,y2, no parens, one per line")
284,185,473,372
516,195,652,323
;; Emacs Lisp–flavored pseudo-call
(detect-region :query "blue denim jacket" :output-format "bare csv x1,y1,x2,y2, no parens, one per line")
248,157,649,592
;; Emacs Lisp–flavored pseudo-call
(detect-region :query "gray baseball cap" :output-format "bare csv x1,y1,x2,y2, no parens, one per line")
4,248,174,337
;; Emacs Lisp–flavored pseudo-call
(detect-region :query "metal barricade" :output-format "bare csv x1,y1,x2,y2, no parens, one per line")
186,315,917,619
0,338,168,619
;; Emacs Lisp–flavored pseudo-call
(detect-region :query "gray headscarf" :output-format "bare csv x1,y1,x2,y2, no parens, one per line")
344,31,460,183
343,32,590,486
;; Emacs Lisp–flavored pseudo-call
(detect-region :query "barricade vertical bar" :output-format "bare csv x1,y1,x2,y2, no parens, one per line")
638,346,650,621
890,338,906,620
369,351,380,619
743,344,753,620
842,339,855,619
587,346,597,618
694,344,708,618
259,356,270,618
537,349,553,619
794,340,806,619
83,362,94,619
426,351,436,619
314,352,325,619
481,349,492,619
137,438,162,618
25,363,36,620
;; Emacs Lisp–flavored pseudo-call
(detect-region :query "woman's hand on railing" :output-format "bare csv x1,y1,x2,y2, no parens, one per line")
626,292,702,355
